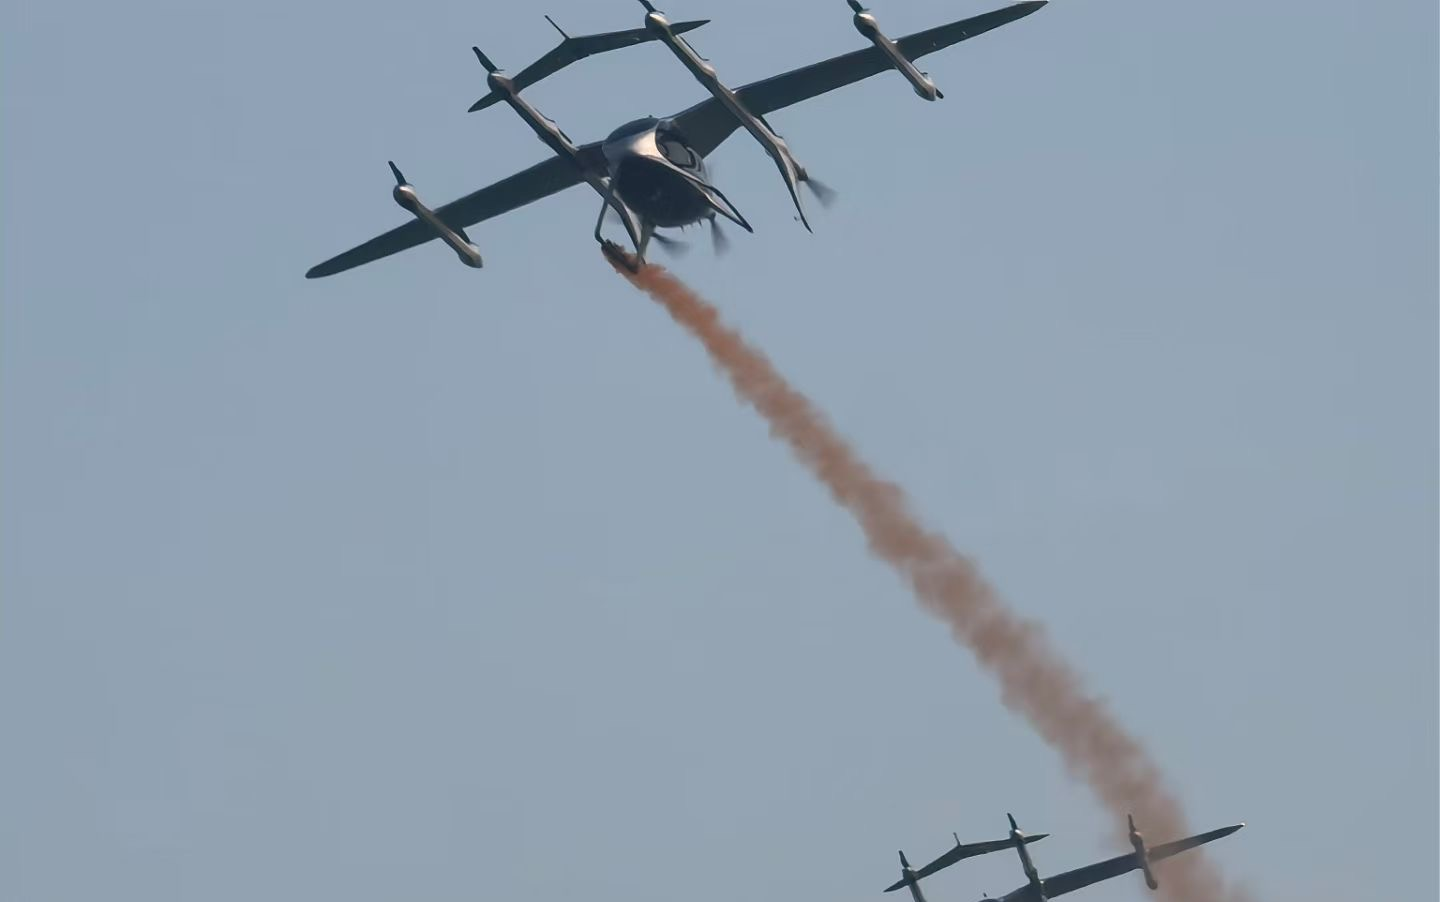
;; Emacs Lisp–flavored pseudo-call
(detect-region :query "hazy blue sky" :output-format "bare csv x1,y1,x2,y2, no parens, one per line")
3,1,1435,901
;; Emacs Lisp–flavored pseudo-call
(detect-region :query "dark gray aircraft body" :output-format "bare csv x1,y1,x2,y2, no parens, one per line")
888,814,1245,902
306,1,1048,279
887,829,1050,902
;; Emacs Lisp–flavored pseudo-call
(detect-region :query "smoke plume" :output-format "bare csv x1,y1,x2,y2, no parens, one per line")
608,254,1247,902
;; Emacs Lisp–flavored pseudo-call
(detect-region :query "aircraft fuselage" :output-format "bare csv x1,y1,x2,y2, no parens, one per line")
601,117,713,227
600,115,753,245
612,154,712,227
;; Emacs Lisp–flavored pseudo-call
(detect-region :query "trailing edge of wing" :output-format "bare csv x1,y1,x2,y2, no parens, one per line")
914,834,1050,883
1147,823,1246,863
468,19,709,112
883,834,1050,892
671,1,1047,158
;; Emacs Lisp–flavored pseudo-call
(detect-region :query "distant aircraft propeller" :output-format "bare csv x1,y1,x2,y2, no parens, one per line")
650,231,691,257
709,214,730,255
801,171,838,208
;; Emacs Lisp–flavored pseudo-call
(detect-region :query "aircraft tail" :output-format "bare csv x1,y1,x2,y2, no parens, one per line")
884,832,1048,891
467,17,706,113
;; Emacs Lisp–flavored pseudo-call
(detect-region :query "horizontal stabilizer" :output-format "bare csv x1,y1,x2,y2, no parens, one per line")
468,18,708,111
884,834,1049,891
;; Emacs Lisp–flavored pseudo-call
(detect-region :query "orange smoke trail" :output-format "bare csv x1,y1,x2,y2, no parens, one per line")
609,254,1247,902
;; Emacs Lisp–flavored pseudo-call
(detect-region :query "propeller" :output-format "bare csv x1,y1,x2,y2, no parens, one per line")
709,215,730,255
801,171,837,208
603,206,731,258
650,231,691,257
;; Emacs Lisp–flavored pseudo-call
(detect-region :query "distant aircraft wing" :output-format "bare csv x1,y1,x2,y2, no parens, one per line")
1000,824,1245,902
884,834,1050,891
670,1,1047,157
306,154,593,279
469,19,709,112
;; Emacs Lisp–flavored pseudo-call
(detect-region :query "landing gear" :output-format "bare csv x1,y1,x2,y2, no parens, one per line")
594,181,649,272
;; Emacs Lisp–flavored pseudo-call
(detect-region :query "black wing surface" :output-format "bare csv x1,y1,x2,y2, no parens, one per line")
884,834,1050,892
306,154,591,279
912,835,1049,883
469,19,709,112
999,824,1245,902
671,1,1047,157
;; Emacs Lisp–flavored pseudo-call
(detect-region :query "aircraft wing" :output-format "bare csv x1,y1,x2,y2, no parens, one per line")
884,834,1050,891
305,153,594,279
306,2,1045,278
670,1,1047,157
469,19,709,112
999,824,1245,902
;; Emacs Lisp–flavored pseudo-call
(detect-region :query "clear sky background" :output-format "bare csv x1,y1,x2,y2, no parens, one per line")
3,1,1436,901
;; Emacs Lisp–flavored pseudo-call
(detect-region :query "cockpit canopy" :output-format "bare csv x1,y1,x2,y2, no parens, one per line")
604,116,703,172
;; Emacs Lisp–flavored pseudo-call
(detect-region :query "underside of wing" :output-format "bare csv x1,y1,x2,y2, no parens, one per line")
1035,851,1139,900
887,834,1049,889
1147,824,1246,864
1035,824,1245,900
520,19,709,89
469,20,709,112
670,1,1047,157
305,154,587,279
917,835,1045,878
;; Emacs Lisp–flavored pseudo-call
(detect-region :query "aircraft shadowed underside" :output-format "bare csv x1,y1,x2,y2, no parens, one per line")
884,813,1245,902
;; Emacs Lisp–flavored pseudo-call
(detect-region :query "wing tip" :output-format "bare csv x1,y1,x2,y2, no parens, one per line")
305,258,347,279
1003,0,1048,20
468,92,502,113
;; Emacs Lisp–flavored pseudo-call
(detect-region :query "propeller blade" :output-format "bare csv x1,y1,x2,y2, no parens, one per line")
651,231,691,257
710,217,730,255
803,174,837,208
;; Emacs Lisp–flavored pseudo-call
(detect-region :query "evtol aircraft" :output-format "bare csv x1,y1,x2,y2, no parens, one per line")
885,814,1245,902
305,1,1048,279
